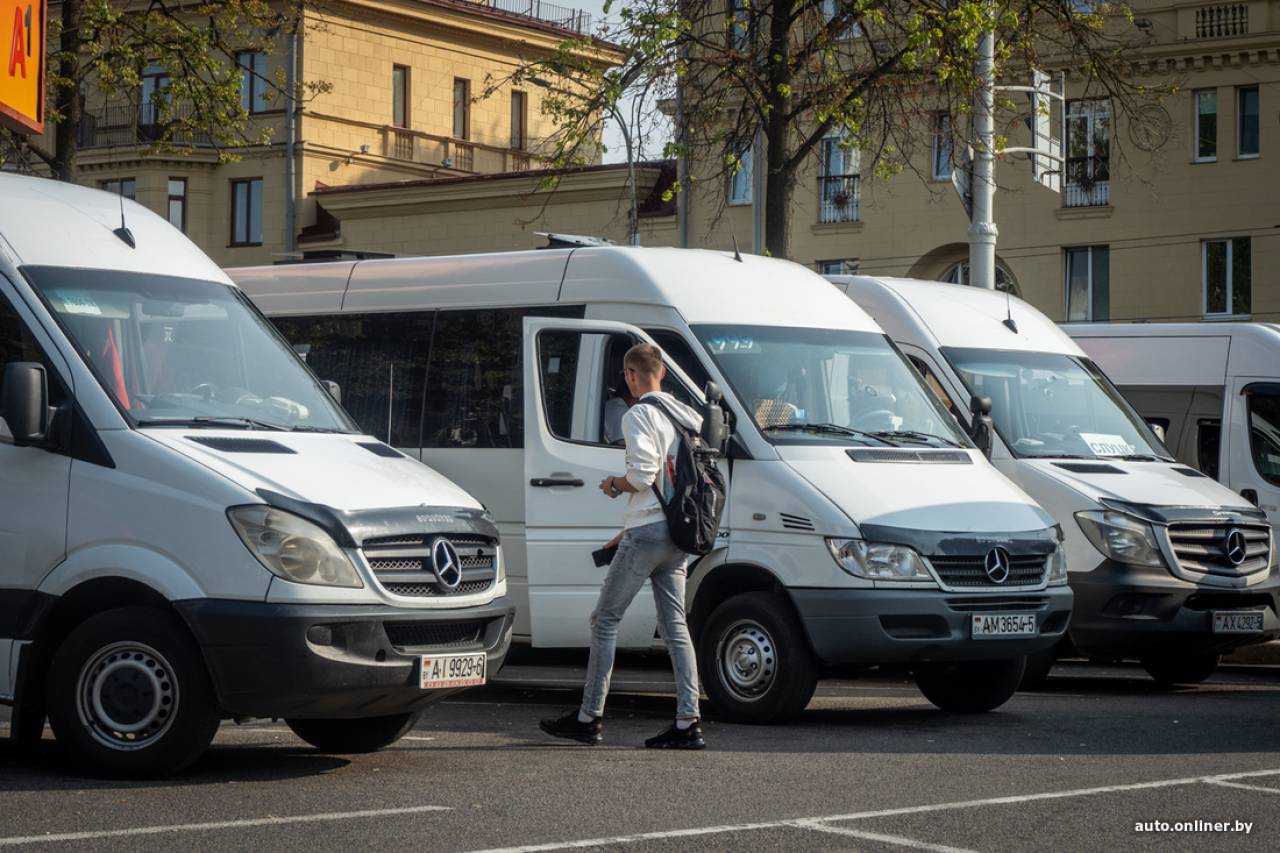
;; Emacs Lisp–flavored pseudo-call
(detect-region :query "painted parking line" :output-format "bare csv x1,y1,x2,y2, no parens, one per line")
1203,779,1280,795
791,821,978,852
462,768,1280,853
0,805,453,848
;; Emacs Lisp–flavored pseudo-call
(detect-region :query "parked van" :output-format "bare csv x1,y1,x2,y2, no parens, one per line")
230,248,1072,722
832,276,1279,687
1067,322,1280,530
0,175,512,777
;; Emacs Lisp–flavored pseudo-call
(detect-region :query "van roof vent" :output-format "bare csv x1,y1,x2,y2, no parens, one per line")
778,512,816,532
846,448,971,464
1052,462,1125,474
1172,466,1209,478
358,441,406,459
186,436,296,454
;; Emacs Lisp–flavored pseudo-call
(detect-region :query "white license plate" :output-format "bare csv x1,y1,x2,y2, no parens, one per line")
419,652,487,689
1212,611,1265,634
971,613,1038,639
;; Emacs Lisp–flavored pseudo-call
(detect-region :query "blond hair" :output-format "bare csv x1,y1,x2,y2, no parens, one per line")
623,342,664,379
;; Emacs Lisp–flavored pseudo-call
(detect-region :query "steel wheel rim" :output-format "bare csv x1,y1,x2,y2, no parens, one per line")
75,641,178,751
716,619,777,702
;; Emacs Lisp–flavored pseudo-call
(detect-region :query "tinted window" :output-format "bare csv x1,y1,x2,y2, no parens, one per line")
0,289,67,414
1246,393,1280,486
273,312,432,445
1197,418,1221,480
538,329,583,441
646,329,710,395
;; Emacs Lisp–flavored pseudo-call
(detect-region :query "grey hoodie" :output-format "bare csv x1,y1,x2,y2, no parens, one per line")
620,391,704,530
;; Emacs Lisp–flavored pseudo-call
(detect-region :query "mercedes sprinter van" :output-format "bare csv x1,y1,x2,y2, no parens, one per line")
231,248,1072,723
0,175,512,777
834,276,1279,687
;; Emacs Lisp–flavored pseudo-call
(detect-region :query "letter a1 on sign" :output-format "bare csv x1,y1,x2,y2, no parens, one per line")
1,0,45,134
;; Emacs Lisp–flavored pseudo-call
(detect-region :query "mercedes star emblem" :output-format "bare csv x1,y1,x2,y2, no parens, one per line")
1224,528,1249,567
431,538,463,591
984,547,1012,584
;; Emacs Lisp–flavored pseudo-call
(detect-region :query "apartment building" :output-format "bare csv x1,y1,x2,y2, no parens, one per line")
58,0,613,267
682,0,1280,324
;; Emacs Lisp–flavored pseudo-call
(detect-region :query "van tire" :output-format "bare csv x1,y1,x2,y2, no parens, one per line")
1018,647,1058,690
914,657,1025,713
45,606,221,778
1140,652,1219,687
286,713,420,753
699,592,818,724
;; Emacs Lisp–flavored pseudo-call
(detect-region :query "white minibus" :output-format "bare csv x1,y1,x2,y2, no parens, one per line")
833,276,1279,687
230,248,1072,722
1068,322,1280,528
0,175,513,777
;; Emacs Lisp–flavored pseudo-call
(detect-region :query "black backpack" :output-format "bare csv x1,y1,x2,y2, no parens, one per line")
636,398,727,555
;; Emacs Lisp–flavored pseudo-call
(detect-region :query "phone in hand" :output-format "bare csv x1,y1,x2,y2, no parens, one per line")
592,545,618,568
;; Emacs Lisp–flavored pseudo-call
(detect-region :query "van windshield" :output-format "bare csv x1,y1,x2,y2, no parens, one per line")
24,266,355,433
944,347,1170,461
694,325,969,448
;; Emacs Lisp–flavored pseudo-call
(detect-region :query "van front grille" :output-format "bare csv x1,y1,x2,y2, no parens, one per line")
928,554,1046,588
361,534,498,597
1166,523,1270,577
384,620,486,650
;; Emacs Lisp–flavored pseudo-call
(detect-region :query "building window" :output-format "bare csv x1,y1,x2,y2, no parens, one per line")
510,90,527,150
139,64,169,127
818,259,859,275
1237,86,1259,158
1194,90,1217,162
727,144,753,205
942,261,1020,296
1203,237,1251,316
99,178,137,200
1064,245,1110,322
1064,99,1110,207
392,65,410,128
167,178,187,232
728,0,752,50
237,52,270,114
819,134,859,223
230,178,263,246
932,112,953,179
821,0,862,38
453,78,470,139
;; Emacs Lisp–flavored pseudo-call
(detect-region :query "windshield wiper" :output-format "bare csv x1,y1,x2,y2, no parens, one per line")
1105,453,1166,462
137,416,291,432
763,423,896,446
868,429,963,448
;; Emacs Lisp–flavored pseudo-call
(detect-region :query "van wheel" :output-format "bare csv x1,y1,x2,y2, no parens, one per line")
1018,646,1058,690
699,592,818,724
46,606,221,778
1140,652,1219,687
914,658,1025,713
286,713,420,753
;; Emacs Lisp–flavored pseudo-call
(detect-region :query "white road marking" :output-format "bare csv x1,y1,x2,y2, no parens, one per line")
1203,779,1280,795
792,821,979,852
461,768,1280,853
0,806,453,847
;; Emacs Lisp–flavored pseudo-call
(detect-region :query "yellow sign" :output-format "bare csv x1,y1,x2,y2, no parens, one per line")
0,0,44,134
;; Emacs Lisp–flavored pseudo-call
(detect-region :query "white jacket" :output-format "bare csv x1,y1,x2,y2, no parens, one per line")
621,392,704,530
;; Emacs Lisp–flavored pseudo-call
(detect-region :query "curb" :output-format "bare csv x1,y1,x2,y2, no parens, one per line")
1224,640,1280,666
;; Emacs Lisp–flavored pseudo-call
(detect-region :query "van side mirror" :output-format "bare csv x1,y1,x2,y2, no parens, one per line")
0,362,51,446
321,380,341,405
1146,420,1167,443
701,381,729,455
968,395,994,459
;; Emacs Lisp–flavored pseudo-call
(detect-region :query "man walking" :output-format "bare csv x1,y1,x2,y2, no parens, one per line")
540,343,706,749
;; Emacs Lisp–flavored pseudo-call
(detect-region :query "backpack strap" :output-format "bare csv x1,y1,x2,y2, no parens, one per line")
633,397,692,507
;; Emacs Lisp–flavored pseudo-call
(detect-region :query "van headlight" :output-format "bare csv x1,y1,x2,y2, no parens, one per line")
1075,510,1165,568
826,538,933,581
1046,542,1069,585
228,506,364,588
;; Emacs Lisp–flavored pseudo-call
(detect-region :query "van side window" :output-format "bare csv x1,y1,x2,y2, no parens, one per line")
538,329,583,440
1197,418,1221,480
1245,390,1280,486
645,329,710,395
0,290,67,414
273,312,433,447
907,355,957,416
537,330,627,446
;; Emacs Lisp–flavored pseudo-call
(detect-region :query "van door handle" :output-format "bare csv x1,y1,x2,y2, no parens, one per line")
531,477,585,488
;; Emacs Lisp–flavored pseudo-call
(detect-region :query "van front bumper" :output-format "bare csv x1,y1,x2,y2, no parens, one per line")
175,597,514,719
1067,561,1280,658
790,586,1073,666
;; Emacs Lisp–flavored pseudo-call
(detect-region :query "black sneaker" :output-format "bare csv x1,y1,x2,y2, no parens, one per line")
644,720,705,750
539,711,603,745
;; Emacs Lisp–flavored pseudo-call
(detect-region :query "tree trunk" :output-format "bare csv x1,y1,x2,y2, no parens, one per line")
762,0,794,258
51,0,82,181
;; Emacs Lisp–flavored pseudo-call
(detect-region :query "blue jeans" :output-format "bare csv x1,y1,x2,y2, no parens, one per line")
580,521,701,720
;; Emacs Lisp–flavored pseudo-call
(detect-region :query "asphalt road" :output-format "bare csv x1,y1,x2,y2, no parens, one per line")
2,658,1279,852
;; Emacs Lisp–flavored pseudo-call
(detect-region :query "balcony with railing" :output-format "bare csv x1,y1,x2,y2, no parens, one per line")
78,103,213,149
1064,156,1109,208
1195,3,1249,38
464,0,592,34
818,174,860,223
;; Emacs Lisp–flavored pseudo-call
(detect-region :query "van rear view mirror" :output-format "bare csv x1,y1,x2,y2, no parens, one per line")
968,395,994,459
0,362,51,446
701,381,729,455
